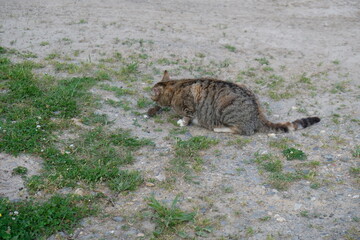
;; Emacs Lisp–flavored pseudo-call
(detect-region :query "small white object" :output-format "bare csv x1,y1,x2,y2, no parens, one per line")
274,214,286,222
177,119,186,127
267,133,277,138
213,127,233,133
143,114,149,119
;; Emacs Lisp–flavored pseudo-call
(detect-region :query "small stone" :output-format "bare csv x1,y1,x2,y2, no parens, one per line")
145,182,155,187
267,133,277,138
74,188,85,196
323,154,334,162
274,214,286,222
311,197,316,201
294,203,302,210
113,216,124,222
137,233,145,237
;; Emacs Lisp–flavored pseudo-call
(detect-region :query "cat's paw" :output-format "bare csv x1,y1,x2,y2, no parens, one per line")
177,119,187,127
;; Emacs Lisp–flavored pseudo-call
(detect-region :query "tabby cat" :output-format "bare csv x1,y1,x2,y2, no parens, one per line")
148,71,320,135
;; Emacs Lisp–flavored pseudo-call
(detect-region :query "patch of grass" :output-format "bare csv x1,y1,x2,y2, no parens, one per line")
262,159,283,173
39,41,49,46
330,81,347,93
99,84,135,96
331,113,341,124
267,74,284,89
0,195,97,240
240,68,256,77
218,58,231,68
255,57,270,65
21,51,38,58
12,166,28,175
117,62,139,81
169,136,218,178
270,170,316,190
349,167,360,176
263,66,274,72
104,99,131,111
0,46,6,54
253,153,314,190
259,216,271,222
146,195,196,237
268,91,293,100
352,146,360,158
224,44,236,52
299,73,312,84
282,148,307,160
226,137,251,149
81,112,111,126
95,70,111,80
269,138,293,150
53,61,79,73
1,60,97,154
169,128,188,135
45,52,60,60
28,128,152,192
136,97,153,109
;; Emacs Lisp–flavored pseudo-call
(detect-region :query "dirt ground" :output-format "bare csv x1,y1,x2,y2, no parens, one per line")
1,0,360,239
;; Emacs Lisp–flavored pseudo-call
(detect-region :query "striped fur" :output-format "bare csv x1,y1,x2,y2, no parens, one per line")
149,71,320,135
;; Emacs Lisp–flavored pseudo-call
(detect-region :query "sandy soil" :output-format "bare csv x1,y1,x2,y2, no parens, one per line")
1,0,360,239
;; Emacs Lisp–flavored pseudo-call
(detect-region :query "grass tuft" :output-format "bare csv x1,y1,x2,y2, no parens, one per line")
146,195,196,237
282,148,307,160
0,195,97,240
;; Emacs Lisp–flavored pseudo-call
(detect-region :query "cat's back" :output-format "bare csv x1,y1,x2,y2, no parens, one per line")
172,78,257,104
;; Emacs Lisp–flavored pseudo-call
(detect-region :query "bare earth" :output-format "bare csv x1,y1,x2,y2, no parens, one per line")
0,0,360,239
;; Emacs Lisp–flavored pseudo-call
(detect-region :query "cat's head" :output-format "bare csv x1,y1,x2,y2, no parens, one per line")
150,70,175,106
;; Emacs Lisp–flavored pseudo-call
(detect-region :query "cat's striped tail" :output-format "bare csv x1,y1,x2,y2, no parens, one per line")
263,117,321,133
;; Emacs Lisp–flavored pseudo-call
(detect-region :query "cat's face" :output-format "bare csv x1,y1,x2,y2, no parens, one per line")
150,70,173,106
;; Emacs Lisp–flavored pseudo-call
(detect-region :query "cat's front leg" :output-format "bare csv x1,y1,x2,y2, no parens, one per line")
177,116,191,127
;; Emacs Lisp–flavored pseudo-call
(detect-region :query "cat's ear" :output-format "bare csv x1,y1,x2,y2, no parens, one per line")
161,70,170,82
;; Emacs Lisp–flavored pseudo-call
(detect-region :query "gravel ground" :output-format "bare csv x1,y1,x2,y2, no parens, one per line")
1,0,360,239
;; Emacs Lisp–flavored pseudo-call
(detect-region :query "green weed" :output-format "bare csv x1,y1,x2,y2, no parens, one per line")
12,166,28,175
45,52,60,60
53,61,79,73
136,97,153,109
282,148,307,160
224,44,236,52
39,41,49,46
95,70,111,80
146,195,195,237
352,146,360,158
349,167,360,176
299,73,312,84
255,57,270,65
268,91,293,100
